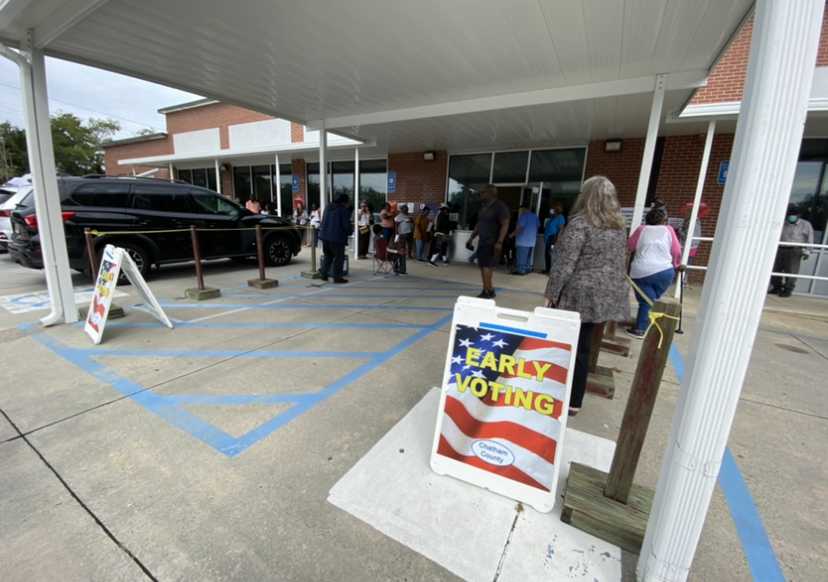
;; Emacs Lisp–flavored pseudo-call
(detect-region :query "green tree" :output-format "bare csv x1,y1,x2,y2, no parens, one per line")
0,112,120,180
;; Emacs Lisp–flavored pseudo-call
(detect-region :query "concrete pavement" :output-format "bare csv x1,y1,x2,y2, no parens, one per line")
0,249,825,581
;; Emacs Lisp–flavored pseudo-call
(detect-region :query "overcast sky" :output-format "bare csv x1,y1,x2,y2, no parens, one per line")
0,56,201,139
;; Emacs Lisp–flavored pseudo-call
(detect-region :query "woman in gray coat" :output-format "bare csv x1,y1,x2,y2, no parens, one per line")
545,176,630,415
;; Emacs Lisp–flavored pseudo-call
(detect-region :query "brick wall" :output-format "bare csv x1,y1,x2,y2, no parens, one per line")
691,9,828,105
387,151,448,208
291,123,304,143
584,139,644,206
165,102,272,149
103,136,173,177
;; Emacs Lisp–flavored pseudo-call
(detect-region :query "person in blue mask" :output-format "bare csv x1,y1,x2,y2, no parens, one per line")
770,204,814,297
542,202,566,274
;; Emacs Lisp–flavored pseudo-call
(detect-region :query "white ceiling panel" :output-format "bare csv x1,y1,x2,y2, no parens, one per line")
0,0,753,152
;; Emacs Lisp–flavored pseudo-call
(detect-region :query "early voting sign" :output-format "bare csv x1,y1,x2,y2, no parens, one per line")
84,244,173,344
430,296,580,512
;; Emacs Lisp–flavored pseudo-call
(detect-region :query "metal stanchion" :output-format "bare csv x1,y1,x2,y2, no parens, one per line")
675,268,686,334
247,224,278,289
301,226,322,279
185,225,221,300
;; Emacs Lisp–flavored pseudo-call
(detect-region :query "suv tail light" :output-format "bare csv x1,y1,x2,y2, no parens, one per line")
0,209,10,217
22,211,76,230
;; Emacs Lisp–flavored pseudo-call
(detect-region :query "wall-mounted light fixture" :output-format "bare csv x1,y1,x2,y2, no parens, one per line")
423,151,436,161
604,139,623,153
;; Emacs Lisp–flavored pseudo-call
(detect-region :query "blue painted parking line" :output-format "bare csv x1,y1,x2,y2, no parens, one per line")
24,310,452,457
84,348,380,359
155,302,452,312
103,321,431,330
669,345,783,582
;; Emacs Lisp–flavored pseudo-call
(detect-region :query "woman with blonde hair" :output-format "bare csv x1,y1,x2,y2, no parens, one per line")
545,176,629,416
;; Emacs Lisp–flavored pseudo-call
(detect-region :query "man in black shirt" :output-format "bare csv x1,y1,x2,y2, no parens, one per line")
429,205,452,265
466,185,510,298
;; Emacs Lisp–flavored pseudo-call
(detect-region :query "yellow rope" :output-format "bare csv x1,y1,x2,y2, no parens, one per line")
626,274,679,348
89,225,311,237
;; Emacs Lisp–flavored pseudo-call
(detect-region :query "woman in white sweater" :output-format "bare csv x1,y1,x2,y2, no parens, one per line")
626,206,682,338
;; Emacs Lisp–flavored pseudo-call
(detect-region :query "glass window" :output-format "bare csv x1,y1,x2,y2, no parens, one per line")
358,159,387,213
306,162,323,210
191,168,208,188
192,193,241,216
69,182,132,207
492,151,528,183
177,168,192,183
528,148,585,183
269,163,294,217
447,153,491,229
233,166,252,202
252,165,271,203
132,184,197,213
207,168,217,192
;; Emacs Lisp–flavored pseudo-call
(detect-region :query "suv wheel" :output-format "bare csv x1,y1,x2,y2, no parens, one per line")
116,242,151,284
265,235,292,267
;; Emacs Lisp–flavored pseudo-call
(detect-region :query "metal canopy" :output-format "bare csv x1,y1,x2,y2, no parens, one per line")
0,0,752,151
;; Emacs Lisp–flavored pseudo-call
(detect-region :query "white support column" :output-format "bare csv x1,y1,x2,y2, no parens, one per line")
17,35,78,325
674,120,716,298
630,74,665,231
275,154,282,217
214,159,221,194
639,2,825,581
319,122,327,215
354,147,360,259
168,162,174,182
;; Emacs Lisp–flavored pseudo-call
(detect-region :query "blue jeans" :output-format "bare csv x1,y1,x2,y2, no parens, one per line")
632,268,675,331
515,245,534,273
415,239,427,261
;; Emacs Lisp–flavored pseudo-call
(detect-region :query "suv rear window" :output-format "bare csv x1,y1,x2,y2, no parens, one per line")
132,184,199,213
68,182,132,207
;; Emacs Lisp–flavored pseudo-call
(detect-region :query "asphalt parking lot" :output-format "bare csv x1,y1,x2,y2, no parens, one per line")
1,250,826,581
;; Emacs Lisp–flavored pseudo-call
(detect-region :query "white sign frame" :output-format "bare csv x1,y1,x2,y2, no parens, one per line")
430,296,580,513
84,244,173,344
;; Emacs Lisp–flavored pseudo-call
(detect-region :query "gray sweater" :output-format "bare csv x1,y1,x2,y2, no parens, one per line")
545,215,630,323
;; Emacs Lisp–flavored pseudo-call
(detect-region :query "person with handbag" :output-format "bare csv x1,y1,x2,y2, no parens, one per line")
357,201,373,259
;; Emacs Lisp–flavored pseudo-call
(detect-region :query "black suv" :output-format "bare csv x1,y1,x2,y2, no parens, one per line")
9,176,302,277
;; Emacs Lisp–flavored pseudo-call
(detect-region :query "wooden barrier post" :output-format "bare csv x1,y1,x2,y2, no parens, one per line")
562,298,681,553
79,228,125,320
247,225,278,289
586,322,615,399
601,321,632,357
301,225,322,279
185,226,221,300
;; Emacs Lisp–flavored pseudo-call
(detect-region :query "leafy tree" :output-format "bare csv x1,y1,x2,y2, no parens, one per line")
0,112,119,180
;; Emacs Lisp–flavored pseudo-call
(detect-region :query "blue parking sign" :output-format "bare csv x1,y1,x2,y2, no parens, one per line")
292,174,300,193
717,161,729,185
387,170,397,194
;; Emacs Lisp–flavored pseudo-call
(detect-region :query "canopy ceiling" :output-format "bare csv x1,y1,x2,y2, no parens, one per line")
0,0,754,152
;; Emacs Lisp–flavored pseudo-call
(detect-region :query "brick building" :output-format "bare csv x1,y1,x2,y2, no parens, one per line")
103,13,828,296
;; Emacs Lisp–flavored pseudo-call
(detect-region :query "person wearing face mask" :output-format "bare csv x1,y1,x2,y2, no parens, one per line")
542,202,566,274
770,205,814,297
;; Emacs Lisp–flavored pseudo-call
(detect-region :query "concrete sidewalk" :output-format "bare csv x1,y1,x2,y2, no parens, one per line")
0,249,825,581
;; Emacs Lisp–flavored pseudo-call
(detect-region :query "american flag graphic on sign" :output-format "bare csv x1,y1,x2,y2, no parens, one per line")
437,324,572,492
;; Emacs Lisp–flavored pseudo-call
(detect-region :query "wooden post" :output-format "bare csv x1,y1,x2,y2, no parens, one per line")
84,228,98,281
562,298,681,552
588,323,605,373
601,321,632,357
604,298,681,503
301,225,322,279
185,226,221,300
247,225,278,289
586,322,615,399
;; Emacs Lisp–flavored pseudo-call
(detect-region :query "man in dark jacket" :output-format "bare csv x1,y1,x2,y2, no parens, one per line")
319,194,351,283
